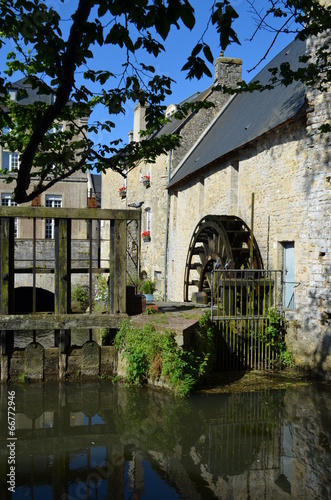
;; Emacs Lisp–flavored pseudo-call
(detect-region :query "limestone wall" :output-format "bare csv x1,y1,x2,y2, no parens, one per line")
13,239,101,292
101,56,242,297
166,28,331,375
167,118,309,300
285,30,331,376
101,153,169,294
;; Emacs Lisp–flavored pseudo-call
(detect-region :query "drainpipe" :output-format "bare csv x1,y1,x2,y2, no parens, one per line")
164,149,172,301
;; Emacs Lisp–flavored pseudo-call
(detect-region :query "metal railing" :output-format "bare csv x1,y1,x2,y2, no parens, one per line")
211,269,283,370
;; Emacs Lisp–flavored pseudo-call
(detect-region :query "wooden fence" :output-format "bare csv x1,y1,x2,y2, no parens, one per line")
0,206,140,381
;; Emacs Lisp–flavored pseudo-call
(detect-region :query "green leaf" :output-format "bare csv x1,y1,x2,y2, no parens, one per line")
192,43,202,57
180,1,195,30
203,44,214,64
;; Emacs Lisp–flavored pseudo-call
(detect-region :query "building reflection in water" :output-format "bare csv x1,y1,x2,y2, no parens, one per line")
0,381,330,499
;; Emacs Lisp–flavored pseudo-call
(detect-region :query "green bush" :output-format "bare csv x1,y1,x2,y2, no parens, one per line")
262,309,294,368
114,312,215,397
72,284,90,310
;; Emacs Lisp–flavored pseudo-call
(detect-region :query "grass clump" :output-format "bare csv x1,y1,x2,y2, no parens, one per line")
262,309,294,368
114,312,215,397
72,284,90,311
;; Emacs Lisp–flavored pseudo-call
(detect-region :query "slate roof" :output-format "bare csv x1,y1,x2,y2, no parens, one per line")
168,38,307,189
9,78,54,105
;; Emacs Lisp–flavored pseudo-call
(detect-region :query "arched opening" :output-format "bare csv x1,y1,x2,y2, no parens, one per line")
14,287,55,313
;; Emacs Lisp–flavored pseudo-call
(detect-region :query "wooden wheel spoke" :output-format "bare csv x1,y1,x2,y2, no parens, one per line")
184,215,263,301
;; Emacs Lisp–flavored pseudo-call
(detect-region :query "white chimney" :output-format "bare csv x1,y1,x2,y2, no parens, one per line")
133,103,147,142
128,130,133,143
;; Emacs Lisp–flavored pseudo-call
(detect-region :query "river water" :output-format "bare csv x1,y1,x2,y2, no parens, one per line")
1,380,330,500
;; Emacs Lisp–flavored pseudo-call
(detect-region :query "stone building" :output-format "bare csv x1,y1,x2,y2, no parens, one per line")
0,78,92,293
167,33,330,376
101,54,243,295
0,78,89,235
102,23,330,376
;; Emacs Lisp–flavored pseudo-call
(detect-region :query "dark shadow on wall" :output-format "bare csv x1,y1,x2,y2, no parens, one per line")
309,281,331,379
313,327,331,379
14,287,55,313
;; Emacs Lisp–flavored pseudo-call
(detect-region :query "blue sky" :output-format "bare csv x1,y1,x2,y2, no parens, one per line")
82,0,297,149
2,1,297,151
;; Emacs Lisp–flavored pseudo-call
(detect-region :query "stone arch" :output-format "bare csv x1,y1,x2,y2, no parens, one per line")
14,287,55,313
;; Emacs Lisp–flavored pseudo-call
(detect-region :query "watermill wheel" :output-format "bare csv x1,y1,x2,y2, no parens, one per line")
183,215,263,302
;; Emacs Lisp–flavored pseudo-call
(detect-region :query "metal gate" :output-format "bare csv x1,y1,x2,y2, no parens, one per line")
211,269,283,370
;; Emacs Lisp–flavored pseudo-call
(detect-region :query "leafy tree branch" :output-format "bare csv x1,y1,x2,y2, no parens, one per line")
0,0,329,203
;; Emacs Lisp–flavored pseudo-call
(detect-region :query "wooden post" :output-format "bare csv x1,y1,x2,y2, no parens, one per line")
0,217,15,314
55,218,71,379
109,219,127,314
0,217,15,381
55,218,71,314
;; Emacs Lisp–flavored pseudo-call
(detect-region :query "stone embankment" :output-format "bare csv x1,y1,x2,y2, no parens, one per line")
2,303,206,383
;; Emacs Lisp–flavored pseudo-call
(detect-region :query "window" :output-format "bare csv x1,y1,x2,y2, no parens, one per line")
1,194,18,237
45,195,62,239
1,193,16,207
48,123,63,134
2,152,19,171
9,153,19,171
154,271,162,281
9,89,17,101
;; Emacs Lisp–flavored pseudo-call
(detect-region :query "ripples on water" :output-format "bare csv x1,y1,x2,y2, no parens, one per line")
0,380,330,499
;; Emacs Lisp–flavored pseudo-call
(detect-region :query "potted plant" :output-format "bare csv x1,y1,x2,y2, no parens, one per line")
119,186,126,198
142,175,150,187
141,278,156,302
142,230,151,242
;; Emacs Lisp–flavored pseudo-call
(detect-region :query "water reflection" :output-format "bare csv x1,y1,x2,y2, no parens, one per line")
0,381,330,499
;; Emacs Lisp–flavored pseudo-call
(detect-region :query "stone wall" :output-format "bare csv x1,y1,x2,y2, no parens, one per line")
101,153,169,295
14,239,101,292
166,31,331,376
101,55,242,298
285,29,331,376
167,117,309,301
0,175,88,239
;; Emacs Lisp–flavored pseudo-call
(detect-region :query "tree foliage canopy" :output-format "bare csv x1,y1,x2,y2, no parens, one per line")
0,0,330,203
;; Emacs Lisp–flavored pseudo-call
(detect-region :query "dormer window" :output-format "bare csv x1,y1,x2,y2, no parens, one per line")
165,104,177,117
9,89,17,101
